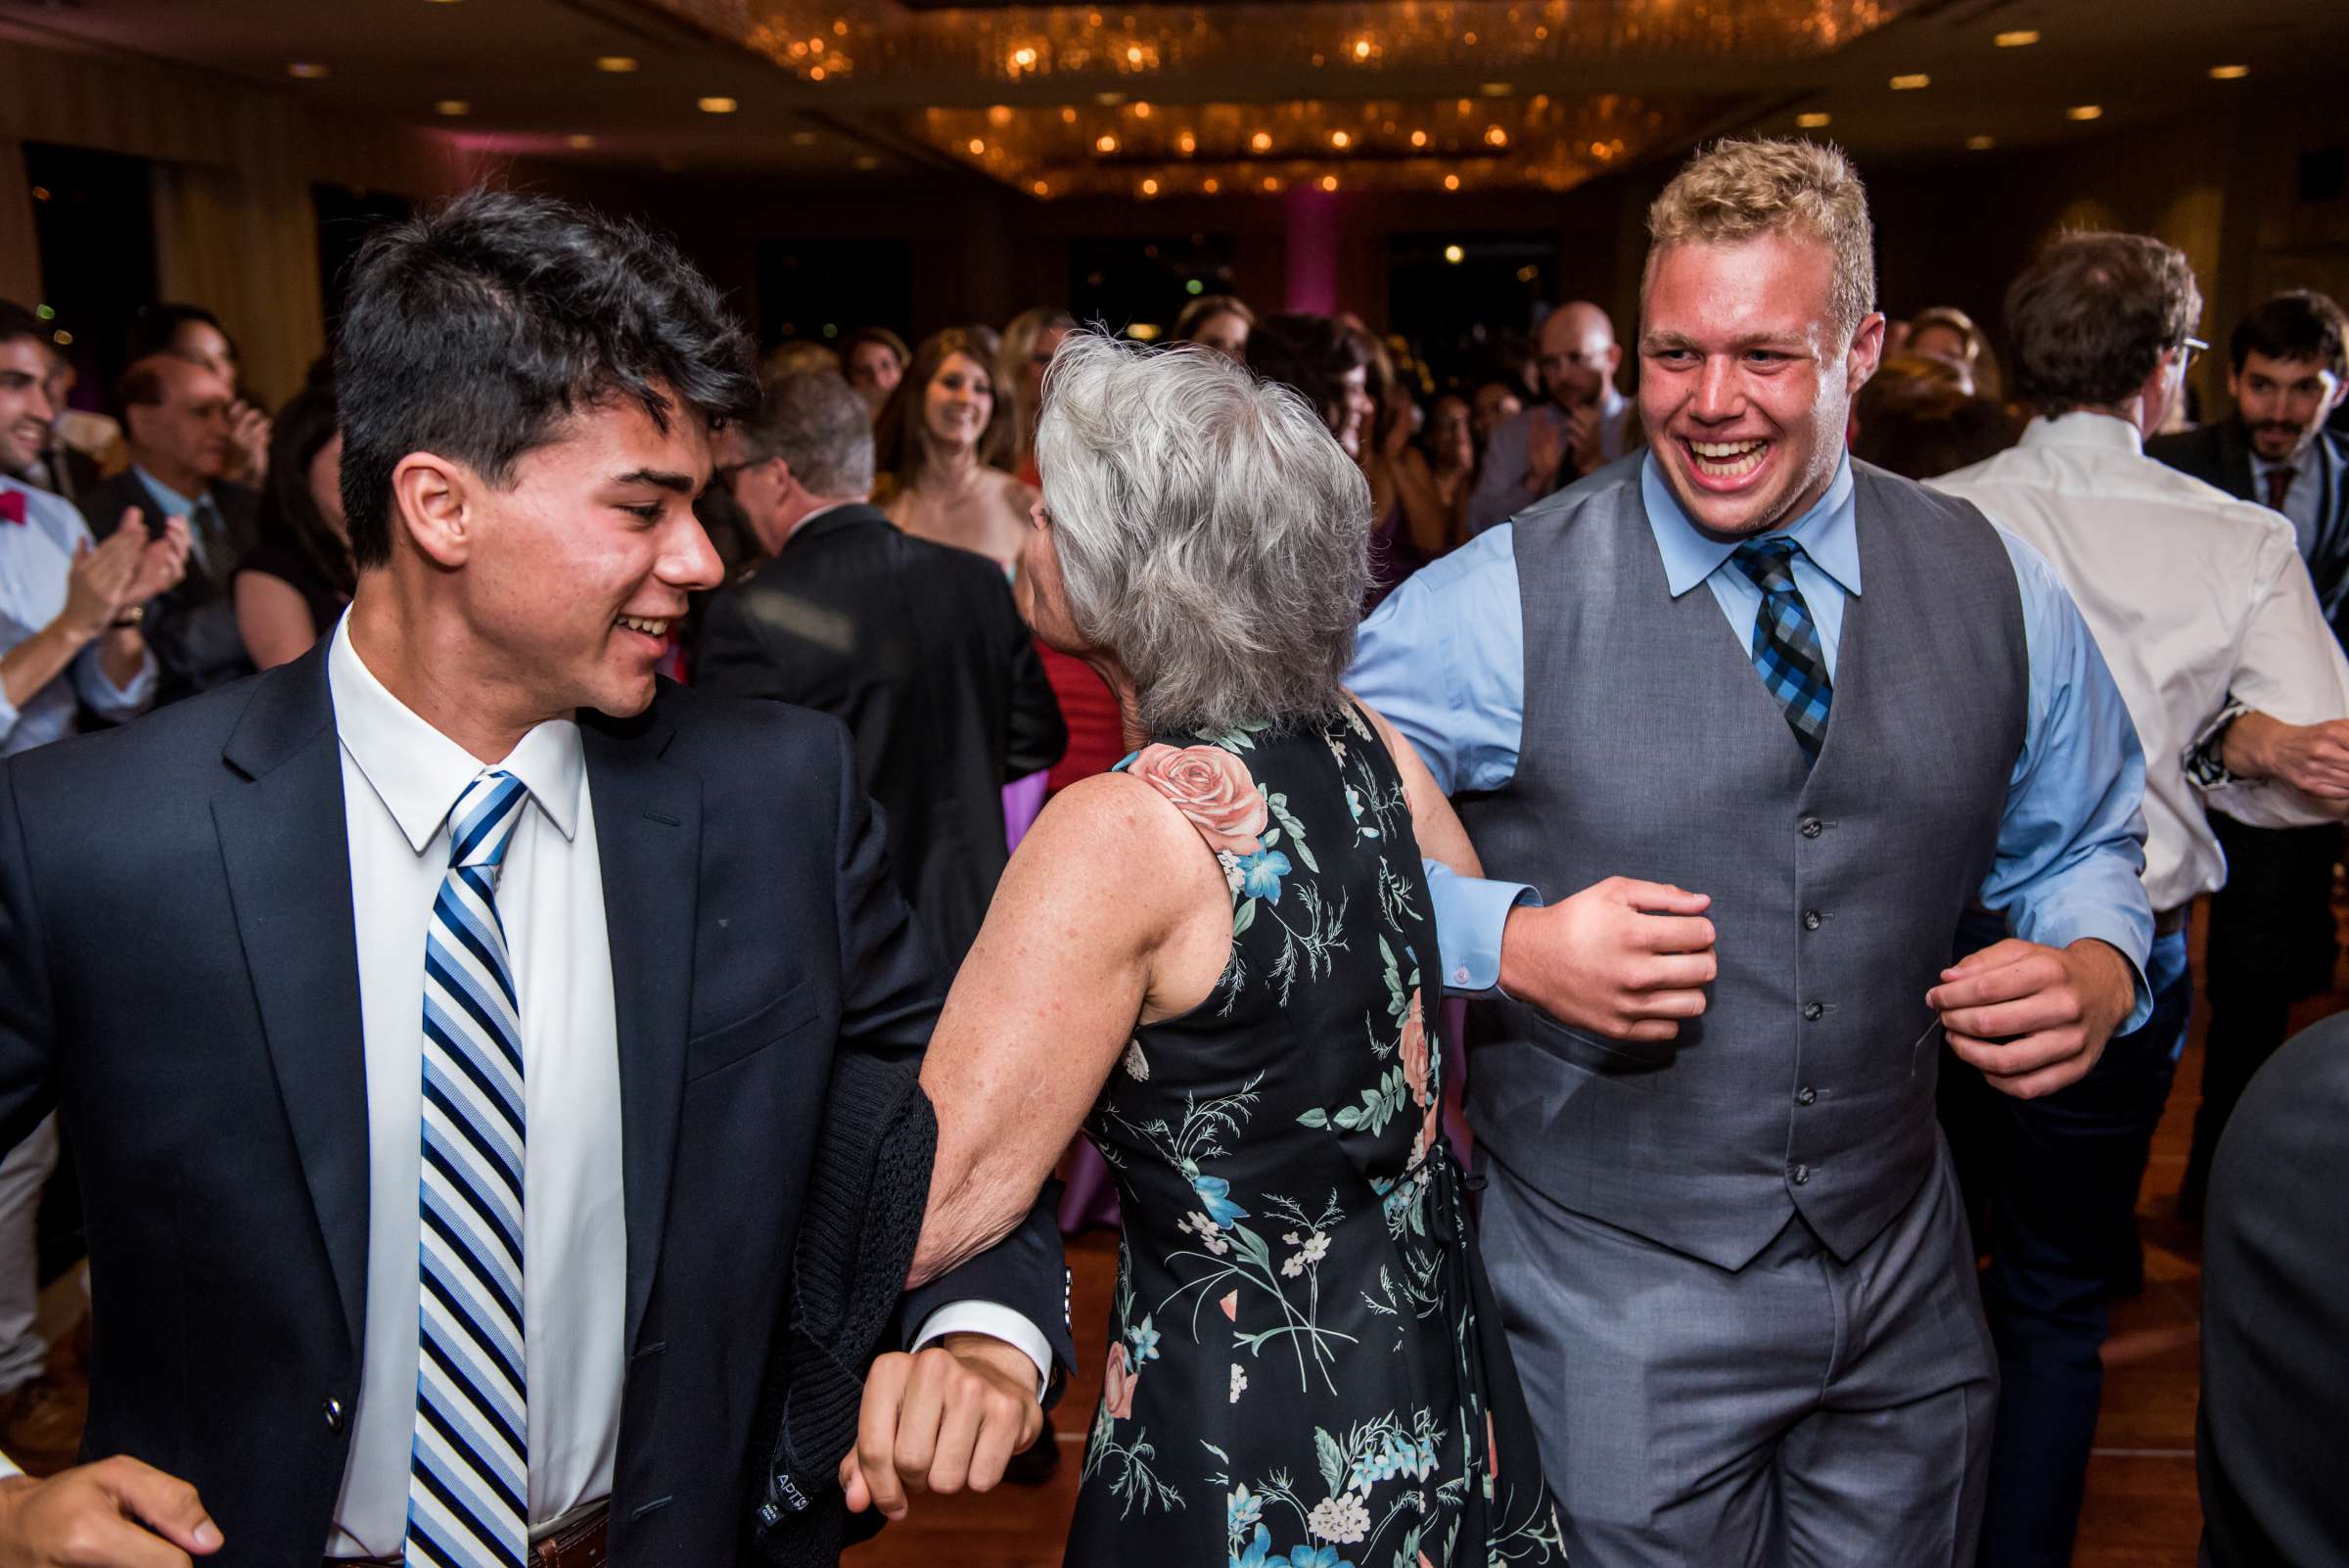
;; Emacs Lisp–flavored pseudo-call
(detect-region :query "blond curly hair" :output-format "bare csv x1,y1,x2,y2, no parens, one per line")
1644,138,1877,346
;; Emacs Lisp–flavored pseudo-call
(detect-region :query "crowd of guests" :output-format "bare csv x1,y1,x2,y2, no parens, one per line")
2,137,2348,1567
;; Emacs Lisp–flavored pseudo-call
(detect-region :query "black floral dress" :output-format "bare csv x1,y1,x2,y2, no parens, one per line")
1070,704,1563,1568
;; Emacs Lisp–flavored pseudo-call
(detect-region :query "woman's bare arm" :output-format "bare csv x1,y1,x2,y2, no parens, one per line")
909,771,1230,1286
1356,697,1485,880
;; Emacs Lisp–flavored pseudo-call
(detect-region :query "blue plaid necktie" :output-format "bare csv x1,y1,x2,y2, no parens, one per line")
1728,537,1833,763
409,770,531,1568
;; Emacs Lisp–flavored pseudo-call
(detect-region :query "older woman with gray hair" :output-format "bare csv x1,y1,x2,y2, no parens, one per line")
843,332,1563,1566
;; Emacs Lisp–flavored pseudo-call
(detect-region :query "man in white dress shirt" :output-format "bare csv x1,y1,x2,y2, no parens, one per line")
0,194,1070,1567
1932,231,2349,1568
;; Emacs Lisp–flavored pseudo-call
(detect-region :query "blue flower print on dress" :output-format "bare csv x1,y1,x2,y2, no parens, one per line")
1231,1523,1276,1568
1281,1547,1358,1568
1193,1173,1250,1229
1237,849,1292,904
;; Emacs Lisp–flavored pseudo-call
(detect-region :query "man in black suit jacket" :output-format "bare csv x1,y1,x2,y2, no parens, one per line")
82,355,261,705
694,370,1065,970
2147,290,2349,1217
0,190,1071,1567
2197,1009,2349,1566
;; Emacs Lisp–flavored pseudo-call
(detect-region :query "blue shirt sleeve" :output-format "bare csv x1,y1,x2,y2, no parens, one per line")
1348,526,1535,992
1979,529,2156,1031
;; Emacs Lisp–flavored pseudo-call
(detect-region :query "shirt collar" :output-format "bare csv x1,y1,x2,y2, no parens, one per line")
132,466,205,519
2018,410,2144,458
326,614,583,855
1639,447,1861,599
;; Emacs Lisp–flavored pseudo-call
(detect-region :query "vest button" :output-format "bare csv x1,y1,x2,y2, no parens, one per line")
1791,1163,1813,1185
1800,816,1824,839
1802,909,1822,931
323,1397,345,1433
1796,1084,1818,1106
1803,1000,1824,1021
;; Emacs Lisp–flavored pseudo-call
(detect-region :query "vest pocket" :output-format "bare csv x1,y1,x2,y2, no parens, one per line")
1909,1015,1945,1078
1525,1009,1668,1085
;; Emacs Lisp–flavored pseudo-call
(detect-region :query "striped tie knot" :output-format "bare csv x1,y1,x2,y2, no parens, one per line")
448,772,530,878
1728,535,1802,596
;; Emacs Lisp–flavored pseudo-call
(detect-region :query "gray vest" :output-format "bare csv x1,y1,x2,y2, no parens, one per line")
1461,458,2028,1269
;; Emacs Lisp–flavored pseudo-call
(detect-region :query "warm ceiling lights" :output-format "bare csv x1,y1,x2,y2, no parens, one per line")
1444,245,1465,264
1033,178,1051,196
1797,112,1831,128
1203,177,1220,194
1483,125,1509,147
288,62,329,78
1409,129,1428,148
967,138,986,155
596,56,638,72
699,96,738,114
1250,130,1272,152
1140,177,1160,196
853,154,879,169
2066,104,2103,120
1966,134,1997,150
1480,82,1513,97
1095,132,1119,153
1261,175,1279,192
1889,72,1930,90
2209,64,2250,79
1443,173,1460,191
1994,29,2040,47
1176,131,1196,154
1319,174,1339,191
1331,130,1352,149
436,99,470,115
566,133,596,149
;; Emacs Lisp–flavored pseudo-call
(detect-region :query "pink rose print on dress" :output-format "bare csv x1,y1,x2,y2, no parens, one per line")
1399,987,1431,1109
1128,744,1267,855
1104,1342,1137,1420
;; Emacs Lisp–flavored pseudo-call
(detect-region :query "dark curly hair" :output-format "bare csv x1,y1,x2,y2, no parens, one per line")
1243,312,1372,436
2230,290,2348,380
334,187,759,568
2004,231,2203,417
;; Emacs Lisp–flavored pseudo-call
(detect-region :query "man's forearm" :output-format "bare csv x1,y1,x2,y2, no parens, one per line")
0,621,92,715
2219,709,2287,780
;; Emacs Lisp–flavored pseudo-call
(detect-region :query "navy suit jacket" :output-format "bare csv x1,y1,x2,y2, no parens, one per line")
0,641,1073,1565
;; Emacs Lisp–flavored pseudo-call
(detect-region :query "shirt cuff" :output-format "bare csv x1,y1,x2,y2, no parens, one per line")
2182,698,2250,791
909,1303,1051,1402
1424,859,1540,994
2019,902,2156,1036
0,689,19,748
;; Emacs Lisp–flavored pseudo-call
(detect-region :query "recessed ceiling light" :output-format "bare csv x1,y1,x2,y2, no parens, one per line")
567,133,596,149
1994,29,2040,47
288,62,329,79
1797,112,1831,128
1409,129,1428,148
596,56,638,73
435,99,470,116
2209,64,2250,79
698,96,738,114
1320,174,1339,191
1140,178,1160,196
1201,177,1219,194
1443,173,1460,191
1889,72,1930,90
1483,124,1509,147
2066,104,2102,120
1331,130,1351,149
1444,245,1465,264
1479,82,1513,97
1966,134,1997,150
1250,130,1272,152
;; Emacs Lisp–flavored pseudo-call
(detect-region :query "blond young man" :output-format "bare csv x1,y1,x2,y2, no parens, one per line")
1350,139,2153,1565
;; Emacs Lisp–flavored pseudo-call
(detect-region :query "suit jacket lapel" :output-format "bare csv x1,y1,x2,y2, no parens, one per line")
582,702,702,1354
211,641,370,1355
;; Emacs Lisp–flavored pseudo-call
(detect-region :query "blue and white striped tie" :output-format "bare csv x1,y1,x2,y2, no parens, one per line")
407,770,531,1568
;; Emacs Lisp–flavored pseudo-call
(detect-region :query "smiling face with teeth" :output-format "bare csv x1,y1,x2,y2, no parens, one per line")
361,383,724,755
1637,232,1884,539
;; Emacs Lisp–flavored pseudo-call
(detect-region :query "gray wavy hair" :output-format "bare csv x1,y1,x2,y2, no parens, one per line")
1035,332,1370,737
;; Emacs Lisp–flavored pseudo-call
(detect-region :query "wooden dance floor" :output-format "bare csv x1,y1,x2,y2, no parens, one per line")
850,901,2348,1568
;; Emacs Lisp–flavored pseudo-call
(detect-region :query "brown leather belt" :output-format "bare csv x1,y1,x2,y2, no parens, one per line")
332,1502,608,1568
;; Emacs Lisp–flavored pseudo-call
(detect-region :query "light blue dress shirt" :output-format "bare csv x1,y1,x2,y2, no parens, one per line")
130,465,226,576
0,477,157,757
1350,451,2155,1030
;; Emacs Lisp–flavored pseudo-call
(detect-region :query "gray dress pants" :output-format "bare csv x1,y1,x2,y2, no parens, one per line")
1479,1141,1996,1567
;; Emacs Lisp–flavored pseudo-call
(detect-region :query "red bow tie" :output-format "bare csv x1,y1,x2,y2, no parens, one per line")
0,489,27,527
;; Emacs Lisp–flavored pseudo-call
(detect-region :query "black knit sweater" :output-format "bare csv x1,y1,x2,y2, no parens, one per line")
746,1053,939,1565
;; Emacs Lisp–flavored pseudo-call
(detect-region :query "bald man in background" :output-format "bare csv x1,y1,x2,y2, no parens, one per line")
1467,300,1639,534
81,354,259,704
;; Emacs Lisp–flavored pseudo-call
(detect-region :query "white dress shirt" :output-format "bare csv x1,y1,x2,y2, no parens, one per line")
322,618,1047,1555
1934,413,2349,910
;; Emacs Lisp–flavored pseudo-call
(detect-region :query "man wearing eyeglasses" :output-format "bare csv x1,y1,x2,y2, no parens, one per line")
1931,231,2349,1568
